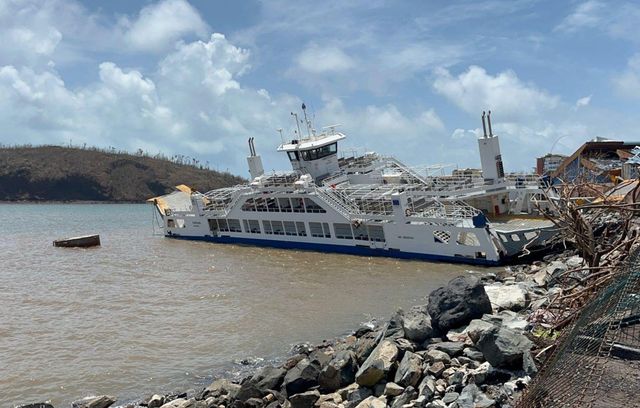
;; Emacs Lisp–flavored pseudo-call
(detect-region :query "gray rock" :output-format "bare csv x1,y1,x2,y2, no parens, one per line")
401,310,436,343
417,375,436,399
483,284,528,312
442,392,459,404
202,378,241,400
394,351,423,387
319,350,358,392
355,331,383,364
522,350,538,376
430,342,465,357
283,358,321,395
425,349,450,364
476,327,534,369
427,361,445,377
463,347,484,361
245,397,266,408
148,394,165,408
236,381,263,401
390,386,417,408
252,365,288,392
354,396,387,408
383,382,405,397
288,390,320,408
347,387,373,406
355,340,399,387
425,401,446,408
160,399,205,408
385,310,406,339
15,404,54,408
427,276,492,332
71,395,117,408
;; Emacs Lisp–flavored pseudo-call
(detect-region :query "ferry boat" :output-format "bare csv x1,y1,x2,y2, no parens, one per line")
150,108,556,265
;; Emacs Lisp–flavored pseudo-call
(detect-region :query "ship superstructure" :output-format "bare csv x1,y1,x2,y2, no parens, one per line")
151,109,555,265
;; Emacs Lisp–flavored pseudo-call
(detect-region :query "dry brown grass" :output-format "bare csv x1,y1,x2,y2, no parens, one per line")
0,146,245,202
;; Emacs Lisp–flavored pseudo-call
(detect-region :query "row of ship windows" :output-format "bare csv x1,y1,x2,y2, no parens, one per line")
241,197,327,213
207,218,385,242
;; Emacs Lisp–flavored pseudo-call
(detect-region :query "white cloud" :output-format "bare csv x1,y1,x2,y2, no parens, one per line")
556,0,604,32
432,65,559,120
612,54,640,99
122,0,209,52
556,1,640,42
296,44,356,74
574,94,592,110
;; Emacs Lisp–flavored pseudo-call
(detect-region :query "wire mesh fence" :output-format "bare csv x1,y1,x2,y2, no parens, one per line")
517,249,640,408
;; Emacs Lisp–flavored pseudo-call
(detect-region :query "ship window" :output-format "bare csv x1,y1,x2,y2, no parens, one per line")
266,197,279,212
300,143,337,161
208,219,219,233
242,198,256,211
309,222,324,237
524,231,538,240
227,219,242,232
368,225,385,242
284,221,297,236
248,219,261,234
271,220,285,235
511,234,521,242
287,151,299,161
278,197,292,212
263,220,273,234
255,197,268,212
243,219,249,232
457,232,480,246
167,219,176,228
304,198,326,213
334,223,353,239
296,222,307,236
322,222,331,238
353,224,369,241
176,219,185,228
292,197,305,212
218,219,230,232
433,230,451,244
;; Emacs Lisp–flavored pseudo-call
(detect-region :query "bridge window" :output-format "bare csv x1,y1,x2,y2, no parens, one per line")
241,198,256,211
300,143,337,161
278,197,292,212
287,151,299,161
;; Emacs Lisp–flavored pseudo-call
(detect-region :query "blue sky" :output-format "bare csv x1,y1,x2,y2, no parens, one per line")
1,0,639,176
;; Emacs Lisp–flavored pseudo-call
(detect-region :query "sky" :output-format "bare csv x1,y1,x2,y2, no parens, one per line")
1,0,640,176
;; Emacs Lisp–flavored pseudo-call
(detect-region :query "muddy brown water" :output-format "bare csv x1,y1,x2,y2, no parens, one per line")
0,204,498,406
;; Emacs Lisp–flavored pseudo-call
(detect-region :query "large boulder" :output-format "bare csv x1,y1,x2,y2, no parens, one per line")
401,310,437,343
283,358,321,395
475,326,534,369
71,396,117,408
319,350,358,392
289,390,320,408
484,284,528,312
427,276,492,332
355,340,399,387
355,396,387,408
240,365,287,397
355,330,383,364
390,386,417,408
394,351,423,387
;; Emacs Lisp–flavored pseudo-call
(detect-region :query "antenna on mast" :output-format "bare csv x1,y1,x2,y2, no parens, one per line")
301,103,311,138
277,128,284,143
487,110,493,137
291,112,302,139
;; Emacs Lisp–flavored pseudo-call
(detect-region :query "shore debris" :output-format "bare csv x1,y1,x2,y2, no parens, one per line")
53,234,101,248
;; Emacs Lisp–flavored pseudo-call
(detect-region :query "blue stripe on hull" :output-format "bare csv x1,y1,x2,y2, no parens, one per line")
165,234,501,266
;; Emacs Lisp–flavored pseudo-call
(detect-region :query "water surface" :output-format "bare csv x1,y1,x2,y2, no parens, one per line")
0,204,494,406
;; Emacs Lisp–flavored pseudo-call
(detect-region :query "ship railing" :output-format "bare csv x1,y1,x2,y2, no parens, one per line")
321,171,348,187
314,187,360,220
381,156,431,185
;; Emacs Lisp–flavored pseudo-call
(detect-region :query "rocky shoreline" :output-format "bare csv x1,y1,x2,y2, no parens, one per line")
19,250,582,408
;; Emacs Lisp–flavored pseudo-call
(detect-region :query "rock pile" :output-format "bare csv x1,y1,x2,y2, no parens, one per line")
22,250,585,408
